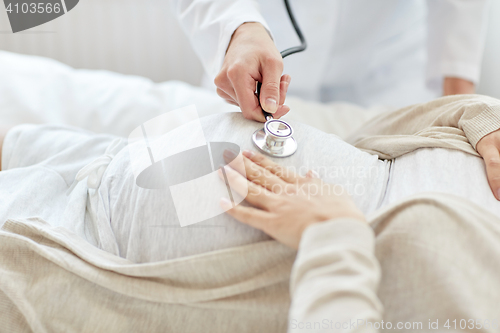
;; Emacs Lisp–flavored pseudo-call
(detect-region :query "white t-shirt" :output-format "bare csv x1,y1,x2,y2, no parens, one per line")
0,124,122,248
2,113,497,264
1,113,388,263
380,147,500,216
98,113,388,262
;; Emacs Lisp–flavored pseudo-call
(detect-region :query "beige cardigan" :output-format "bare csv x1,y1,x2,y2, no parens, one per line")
1,95,500,332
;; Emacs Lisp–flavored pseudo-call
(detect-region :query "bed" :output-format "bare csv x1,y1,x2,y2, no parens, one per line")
2,51,500,333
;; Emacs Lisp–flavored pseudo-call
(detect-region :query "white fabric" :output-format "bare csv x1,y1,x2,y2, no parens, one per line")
1,114,388,262
426,0,490,89
380,147,500,216
2,51,500,332
0,50,387,139
99,113,388,262
0,124,122,248
2,51,499,263
0,51,239,134
176,0,489,107
73,138,124,190
172,0,273,80
4,115,500,264
0,50,388,263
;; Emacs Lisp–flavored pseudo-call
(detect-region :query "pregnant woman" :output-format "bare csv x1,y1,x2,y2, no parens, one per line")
1,94,500,332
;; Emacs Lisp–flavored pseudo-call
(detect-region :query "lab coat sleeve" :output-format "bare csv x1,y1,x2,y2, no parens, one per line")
172,0,272,78
426,0,490,89
288,218,383,333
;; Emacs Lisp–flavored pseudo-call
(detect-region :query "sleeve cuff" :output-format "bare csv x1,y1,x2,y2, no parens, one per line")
463,104,500,149
299,218,374,255
427,61,482,90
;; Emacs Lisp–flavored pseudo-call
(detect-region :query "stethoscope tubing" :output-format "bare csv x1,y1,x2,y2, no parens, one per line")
256,0,307,120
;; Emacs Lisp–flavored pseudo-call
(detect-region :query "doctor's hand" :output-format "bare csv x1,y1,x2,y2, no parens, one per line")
443,77,475,96
215,22,291,122
477,129,500,201
219,150,366,249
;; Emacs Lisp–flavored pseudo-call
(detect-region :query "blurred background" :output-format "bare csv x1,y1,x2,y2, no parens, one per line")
1,0,499,99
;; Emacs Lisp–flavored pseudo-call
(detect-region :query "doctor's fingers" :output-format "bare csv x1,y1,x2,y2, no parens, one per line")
218,165,278,210
223,151,293,193
226,67,266,122
279,75,291,106
270,76,292,118
259,57,284,114
480,145,500,200
216,88,238,106
218,84,289,116
242,150,306,184
273,105,291,119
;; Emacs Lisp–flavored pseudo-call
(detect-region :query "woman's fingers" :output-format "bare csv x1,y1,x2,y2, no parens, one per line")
218,165,276,209
306,169,319,179
480,144,500,200
223,150,293,193
242,150,305,184
477,129,500,201
220,199,271,231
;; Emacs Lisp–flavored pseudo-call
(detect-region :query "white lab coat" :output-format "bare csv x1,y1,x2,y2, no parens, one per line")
173,0,489,107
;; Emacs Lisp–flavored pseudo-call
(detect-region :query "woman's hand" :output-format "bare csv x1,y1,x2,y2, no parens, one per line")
219,150,366,249
0,126,12,171
477,128,500,200
214,22,291,122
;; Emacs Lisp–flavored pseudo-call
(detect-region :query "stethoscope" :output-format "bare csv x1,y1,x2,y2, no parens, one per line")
252,0,307,158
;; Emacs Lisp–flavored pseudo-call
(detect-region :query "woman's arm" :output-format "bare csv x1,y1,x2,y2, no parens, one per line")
290,219,381,333
347,94,500,199
347,95,500,156
221,150,382,332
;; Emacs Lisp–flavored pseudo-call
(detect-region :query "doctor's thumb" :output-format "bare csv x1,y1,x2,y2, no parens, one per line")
260,63,283,114
260,83,280,114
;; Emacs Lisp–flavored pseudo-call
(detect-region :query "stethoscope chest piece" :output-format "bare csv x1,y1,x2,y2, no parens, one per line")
252,119,297,158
